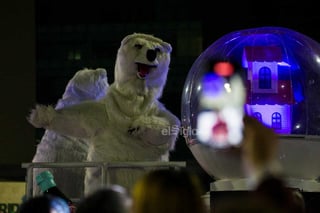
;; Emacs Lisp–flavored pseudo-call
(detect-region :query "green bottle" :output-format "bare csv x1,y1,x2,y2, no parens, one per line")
36,170,76,212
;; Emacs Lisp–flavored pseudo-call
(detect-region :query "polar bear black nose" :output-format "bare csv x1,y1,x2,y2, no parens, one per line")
147,49,157,62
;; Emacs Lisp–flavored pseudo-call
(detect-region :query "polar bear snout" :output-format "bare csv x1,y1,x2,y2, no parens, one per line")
135,48,162,79
146,48,159,62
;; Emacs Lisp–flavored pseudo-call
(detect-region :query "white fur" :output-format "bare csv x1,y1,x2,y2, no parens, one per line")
31,68,109,197
28,33,181,194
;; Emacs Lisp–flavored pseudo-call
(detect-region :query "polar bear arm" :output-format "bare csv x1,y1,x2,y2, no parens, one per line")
28,101,108,138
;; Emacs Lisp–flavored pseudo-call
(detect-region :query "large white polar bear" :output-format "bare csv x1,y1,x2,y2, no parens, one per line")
32,68,109,198
28,33,181,194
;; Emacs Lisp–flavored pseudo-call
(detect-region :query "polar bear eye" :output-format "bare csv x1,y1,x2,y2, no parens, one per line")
134,44,143,49
155,48,161,53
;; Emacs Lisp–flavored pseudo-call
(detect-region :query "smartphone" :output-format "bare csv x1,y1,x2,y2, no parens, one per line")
196,61,246,148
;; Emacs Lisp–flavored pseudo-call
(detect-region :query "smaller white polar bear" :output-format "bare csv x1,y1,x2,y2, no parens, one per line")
28,33,181,194
31,68,109,198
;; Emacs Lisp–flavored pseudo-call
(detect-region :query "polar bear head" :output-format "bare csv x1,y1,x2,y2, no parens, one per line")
114,33,172,98
56,68,109,109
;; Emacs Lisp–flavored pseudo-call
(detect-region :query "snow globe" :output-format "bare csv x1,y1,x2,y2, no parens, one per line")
181,26,320,191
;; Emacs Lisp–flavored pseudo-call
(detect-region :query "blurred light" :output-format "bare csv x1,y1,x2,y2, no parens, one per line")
224,83,232,93
213,62,234,77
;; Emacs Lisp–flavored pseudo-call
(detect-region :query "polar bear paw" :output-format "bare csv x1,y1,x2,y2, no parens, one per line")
27,104,55,128
129,116,166,135
129,116,175,145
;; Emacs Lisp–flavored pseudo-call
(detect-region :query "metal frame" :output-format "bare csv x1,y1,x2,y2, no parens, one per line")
21,161,186,199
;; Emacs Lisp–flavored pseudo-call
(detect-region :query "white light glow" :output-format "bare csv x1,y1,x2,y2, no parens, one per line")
277,61,291,67
224,83,231,93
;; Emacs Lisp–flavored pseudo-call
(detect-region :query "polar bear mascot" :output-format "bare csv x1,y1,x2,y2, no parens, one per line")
32,68,109,198
28,33,181,194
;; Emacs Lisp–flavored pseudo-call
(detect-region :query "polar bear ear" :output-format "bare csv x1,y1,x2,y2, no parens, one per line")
161,41,172,53
121,33,139,46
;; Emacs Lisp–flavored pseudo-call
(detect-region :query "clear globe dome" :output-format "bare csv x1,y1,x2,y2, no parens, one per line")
181,26,320,190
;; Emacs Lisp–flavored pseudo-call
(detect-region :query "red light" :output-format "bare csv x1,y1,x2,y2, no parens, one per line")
213,62,234,77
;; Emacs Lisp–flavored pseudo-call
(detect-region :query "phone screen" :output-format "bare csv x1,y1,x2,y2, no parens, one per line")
196,61,246,148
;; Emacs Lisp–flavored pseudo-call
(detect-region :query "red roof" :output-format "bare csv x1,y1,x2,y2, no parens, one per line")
244,46,282,62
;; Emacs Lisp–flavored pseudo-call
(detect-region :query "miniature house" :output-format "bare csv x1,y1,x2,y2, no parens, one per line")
243,46,294,134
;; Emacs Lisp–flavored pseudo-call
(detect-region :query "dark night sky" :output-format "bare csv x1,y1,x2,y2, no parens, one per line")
35,1,316,24
35,0,320,46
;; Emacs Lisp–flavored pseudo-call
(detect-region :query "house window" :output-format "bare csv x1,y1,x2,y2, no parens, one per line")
259,66,272,89
271,112,282,129
253,112,262,122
